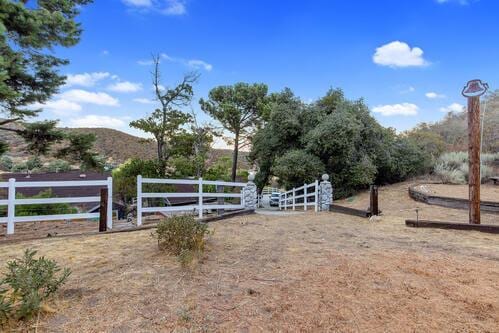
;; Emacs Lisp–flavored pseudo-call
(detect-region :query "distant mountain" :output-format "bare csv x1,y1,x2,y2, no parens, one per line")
0,123,249,168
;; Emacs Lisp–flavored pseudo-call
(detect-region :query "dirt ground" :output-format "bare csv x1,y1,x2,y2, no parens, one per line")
0,182,498,332
412,183,499,202
336,181,498,225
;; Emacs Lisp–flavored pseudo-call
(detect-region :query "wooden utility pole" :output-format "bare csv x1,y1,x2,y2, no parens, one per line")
462,79,488,225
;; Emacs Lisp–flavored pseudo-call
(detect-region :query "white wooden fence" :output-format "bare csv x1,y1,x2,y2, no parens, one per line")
136,176,246,225
0,177,113,235
279,180,319,212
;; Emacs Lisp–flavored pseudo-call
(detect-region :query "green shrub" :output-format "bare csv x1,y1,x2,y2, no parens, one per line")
153,216,209,264
0,249,71,322
44,159,72,173
434,152,496,184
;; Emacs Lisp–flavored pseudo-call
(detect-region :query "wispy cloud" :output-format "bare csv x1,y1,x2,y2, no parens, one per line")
107,81,143,93
60,89,120,107
440,103,464,113
31,99,82,116
122,0,187,16
436,0,474,5
65,72,110,87
66,115,128,128
372,103,419,116
373,41,429,68
426,92,446,99
133,98,157,104
138,53,213,71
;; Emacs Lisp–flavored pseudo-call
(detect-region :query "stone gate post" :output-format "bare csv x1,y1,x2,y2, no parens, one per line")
319,174,333,211
243,173,257,211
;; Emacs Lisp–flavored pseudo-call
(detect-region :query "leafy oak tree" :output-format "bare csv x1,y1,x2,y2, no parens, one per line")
130,55,198,174
200,83,268,181
0,0,93,156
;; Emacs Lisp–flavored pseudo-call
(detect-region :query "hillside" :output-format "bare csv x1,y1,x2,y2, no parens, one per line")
0,124,249,168
425,91,499,153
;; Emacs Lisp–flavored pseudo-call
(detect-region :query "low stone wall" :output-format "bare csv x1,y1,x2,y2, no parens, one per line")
408,185,499,214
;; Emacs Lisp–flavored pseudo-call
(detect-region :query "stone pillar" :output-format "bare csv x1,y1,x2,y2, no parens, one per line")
319,174,333,211
243,173,258,211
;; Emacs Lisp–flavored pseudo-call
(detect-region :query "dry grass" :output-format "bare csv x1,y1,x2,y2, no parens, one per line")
413,183,499,202
1,182,499,332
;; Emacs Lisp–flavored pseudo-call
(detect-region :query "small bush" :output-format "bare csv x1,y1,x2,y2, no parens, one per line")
153,216,209,261
0,249,71,323
434,152,497,184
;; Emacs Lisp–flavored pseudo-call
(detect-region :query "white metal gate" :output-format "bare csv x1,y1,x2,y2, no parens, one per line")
279,180,319,212
136,176,246,225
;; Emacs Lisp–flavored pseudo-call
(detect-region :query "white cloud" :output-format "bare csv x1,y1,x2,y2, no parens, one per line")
122,0,186,15
139,53,213,71
60,89,120,106
372,103,419,116
187,59,213,71
31,99,82,116
101,50,110,56
373,41,428,68
400,86,416,94
162,0,186,15
122,0,152,7
426,92,446,99
157,53,213,71
65,72,110,87
107,81,143,93
436,0,471,4
67,115,127,128
440,103,464,113
137,59,154,66
133,98,156,104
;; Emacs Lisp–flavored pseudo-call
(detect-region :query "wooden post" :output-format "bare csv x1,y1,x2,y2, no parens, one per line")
369,185,379,216
99,188,108,232
468,96,481,224
462,79,488,225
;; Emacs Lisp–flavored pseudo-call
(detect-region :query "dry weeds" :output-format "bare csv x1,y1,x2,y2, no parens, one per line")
0,182,498,332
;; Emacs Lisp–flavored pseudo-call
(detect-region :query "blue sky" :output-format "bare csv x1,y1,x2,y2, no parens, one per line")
36,0,499,147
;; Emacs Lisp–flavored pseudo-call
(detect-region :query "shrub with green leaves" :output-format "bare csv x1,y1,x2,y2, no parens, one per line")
153,216,209,263
0,249,71,323
434,152,497,184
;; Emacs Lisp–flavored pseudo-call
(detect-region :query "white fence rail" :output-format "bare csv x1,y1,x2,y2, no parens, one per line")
136,176,246,225
279,180,319,212
0,177,113,235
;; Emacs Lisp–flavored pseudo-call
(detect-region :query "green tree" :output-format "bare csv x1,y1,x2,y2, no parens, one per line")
200,82,268,181
112,158,162,204
273,150,325,189
130,55,197,174
56,133,103,171
0,0,92,156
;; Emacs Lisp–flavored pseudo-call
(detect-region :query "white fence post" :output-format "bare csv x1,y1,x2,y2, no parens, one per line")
292,188,296,210
284,192,288,210
198,177,203,219
136,175,142,226
315,180,319,212
304,183,307,211
7,178,15,235
107,177,113,230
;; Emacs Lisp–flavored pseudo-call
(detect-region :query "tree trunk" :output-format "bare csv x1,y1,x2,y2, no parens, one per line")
231,131,239,182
